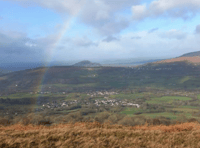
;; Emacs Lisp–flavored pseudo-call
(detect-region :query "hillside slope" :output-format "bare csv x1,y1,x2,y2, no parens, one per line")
154,56,200,64
181,51,200,57
1,61,200,94
152,51,200,65
0,122,200,148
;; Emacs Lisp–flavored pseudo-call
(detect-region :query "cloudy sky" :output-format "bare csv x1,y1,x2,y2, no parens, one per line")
0,0,200,63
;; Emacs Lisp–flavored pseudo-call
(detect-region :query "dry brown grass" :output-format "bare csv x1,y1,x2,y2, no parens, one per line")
1,121,200,148
0,76,8,81
154,56,200,64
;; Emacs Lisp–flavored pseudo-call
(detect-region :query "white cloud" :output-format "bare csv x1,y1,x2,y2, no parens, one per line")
77,0,135,36
3,0,139,36
132,4,147,20
25,42,37,47
60,36,98,48
54,30,199,61
159,29,187,40
73,37,98,47
2,28,198,62
131,36,141,39
2,0,200,62
47,26,200,62
132,0,200,21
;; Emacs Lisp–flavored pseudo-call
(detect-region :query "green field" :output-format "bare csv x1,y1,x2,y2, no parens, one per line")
120,107,144,114
179,76,191,84
52,83,98,88
123,110,197,120
146,96,192,104
0,92,65,99
141,112,178,119
110,93,144,100
1,89,200,122
0,93,40,99
172,108,199,113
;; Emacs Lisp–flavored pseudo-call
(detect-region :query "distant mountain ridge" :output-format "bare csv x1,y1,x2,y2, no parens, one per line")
73,60,101,67
180,51,200,57
0,68,12,75
151,51,200,65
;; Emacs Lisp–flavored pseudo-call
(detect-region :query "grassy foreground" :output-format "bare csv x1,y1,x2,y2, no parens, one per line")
1,122,200,148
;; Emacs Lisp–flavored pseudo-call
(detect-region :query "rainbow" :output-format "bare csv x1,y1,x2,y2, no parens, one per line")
30,1,87,109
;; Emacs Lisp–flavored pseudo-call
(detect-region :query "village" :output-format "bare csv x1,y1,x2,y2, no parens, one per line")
29,88,199,114
40,98,140,110
2,87,200,116
40,90,140,112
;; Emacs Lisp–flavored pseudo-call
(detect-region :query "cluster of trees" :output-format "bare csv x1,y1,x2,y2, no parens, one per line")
0,110,197,127
0,98,36,105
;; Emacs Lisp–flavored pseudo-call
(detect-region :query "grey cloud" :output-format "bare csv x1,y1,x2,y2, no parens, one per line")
103,36,120,42
195,24,200,34
131,36,141,39
0,33,35,55
61,37,71,43
99,19,130,35
56,46,67,50
159,30,187,40
0,31,52,63
148,28,159,33
1,31,27,39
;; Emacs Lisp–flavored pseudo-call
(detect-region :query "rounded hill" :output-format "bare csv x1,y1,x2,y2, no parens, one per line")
73,60,101,67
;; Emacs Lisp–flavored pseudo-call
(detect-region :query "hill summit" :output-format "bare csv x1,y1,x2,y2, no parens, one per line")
180,51,200,57
73,60,101,67
152,51,200,65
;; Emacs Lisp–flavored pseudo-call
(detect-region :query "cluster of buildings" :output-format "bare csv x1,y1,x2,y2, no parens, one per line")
94,99,140,108
87,91,119,98
27,90,141,112
30,91,51,94
40,97,140,110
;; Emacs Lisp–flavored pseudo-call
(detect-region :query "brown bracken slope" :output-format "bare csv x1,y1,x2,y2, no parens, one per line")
1,122,200,148
154,56,200,64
